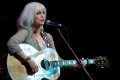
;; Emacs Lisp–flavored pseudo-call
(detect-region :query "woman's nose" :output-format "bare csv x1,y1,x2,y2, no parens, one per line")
41,13,45,18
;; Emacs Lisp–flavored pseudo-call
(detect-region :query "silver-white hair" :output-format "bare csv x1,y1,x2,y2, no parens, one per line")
17,2,46,30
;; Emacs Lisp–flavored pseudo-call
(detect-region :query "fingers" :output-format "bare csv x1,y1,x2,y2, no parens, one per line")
81,57,84,59
25,60,39,75
32,65,39,73
27,65,38,75
81,57,87,67
76,64,81,68
30,61,39,73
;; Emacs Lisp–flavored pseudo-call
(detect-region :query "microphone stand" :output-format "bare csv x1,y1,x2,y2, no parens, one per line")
56,27,93,80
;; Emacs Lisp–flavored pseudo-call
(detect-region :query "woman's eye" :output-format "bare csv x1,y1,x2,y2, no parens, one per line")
36,11,41,15
36,10,45,15
43,12,45,14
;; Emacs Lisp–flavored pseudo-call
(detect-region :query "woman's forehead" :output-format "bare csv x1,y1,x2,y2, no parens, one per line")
36,4,46,11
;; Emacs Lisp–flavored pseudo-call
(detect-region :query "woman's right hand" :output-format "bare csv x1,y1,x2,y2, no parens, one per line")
24,59,39,75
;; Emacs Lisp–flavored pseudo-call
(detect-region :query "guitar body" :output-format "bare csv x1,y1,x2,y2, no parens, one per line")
7,44,60,80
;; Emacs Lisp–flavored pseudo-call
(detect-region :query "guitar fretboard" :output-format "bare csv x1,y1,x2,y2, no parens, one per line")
50,59,95,67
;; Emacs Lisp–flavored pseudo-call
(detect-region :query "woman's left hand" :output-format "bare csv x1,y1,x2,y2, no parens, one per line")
73,57,87,69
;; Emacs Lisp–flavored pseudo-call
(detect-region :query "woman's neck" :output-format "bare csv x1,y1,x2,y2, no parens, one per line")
32,24,43,34
34,28,40,34
34,28,45,42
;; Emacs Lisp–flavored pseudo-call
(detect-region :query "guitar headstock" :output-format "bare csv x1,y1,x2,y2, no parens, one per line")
94,56,109,68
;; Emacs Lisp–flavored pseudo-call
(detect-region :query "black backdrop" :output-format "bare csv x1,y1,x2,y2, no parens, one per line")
0,0,114,80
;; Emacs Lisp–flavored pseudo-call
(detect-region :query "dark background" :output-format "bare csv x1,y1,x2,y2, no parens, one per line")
0,0,115,80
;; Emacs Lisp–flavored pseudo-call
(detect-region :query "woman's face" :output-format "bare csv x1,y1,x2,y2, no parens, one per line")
33,8,46,28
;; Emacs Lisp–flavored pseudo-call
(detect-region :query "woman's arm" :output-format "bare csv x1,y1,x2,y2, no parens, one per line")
7,29,29,55
7,29,39,75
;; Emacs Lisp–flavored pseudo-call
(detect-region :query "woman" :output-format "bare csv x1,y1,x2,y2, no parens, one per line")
7,2,62,79
7,2,85,80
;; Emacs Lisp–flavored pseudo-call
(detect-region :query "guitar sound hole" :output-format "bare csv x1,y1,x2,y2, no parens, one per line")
41,59,50,70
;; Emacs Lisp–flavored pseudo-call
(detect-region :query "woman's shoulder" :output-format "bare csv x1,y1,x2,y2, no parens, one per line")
45,32,52,37
16,28,30,35
18,28,30,32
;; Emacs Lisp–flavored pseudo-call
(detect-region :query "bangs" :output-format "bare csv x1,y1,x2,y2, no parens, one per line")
35,4,46,14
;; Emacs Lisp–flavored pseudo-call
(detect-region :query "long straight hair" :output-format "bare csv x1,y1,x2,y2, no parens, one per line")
17,2,46,31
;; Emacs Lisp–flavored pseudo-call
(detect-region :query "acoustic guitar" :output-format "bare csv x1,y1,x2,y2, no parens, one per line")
7,44,108,80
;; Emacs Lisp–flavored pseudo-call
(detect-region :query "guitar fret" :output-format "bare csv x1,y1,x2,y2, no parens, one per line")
69,61,71,64
58,62,59,66
88,59,95,64
63,62,64,65
73,61,76,64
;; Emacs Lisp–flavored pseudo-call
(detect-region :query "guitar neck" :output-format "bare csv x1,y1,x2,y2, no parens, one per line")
50,59,95,67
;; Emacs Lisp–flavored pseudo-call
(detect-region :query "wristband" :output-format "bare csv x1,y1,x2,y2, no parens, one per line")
24,56,31,62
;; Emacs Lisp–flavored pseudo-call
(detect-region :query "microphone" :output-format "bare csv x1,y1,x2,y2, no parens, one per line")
46,20,63,27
